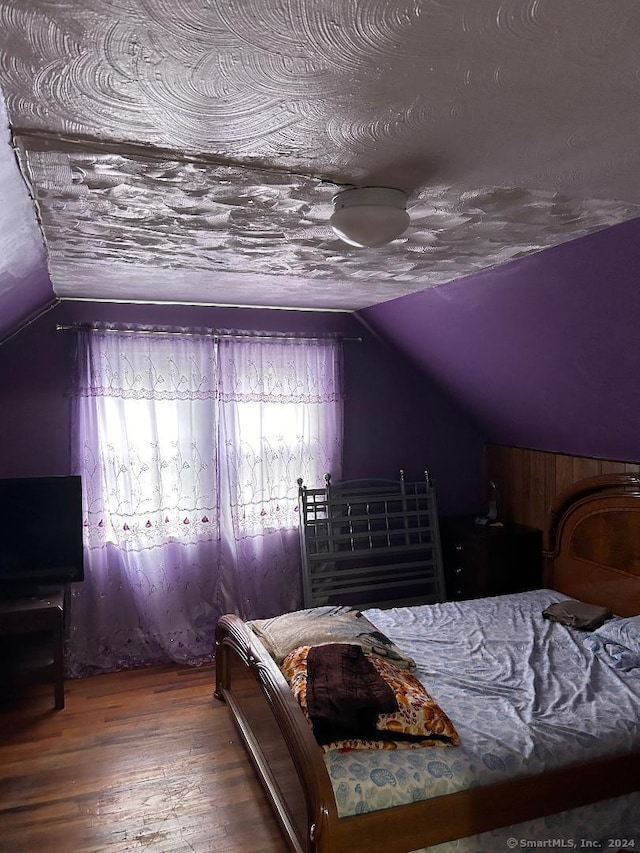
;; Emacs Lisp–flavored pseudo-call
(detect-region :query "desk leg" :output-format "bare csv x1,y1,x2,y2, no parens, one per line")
52,614,65,710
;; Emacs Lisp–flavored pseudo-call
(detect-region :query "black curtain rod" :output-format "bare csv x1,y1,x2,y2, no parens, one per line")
55,323,361,343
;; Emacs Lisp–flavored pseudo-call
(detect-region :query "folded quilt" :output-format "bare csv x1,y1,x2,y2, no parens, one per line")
306,643,398,744
248,605,417,669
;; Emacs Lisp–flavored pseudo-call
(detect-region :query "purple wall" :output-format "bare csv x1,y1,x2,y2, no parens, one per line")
359,218,640,464
0,301,484,515
0,267,55,345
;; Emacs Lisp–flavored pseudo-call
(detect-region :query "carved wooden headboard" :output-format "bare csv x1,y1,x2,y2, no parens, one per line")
544,474,640,616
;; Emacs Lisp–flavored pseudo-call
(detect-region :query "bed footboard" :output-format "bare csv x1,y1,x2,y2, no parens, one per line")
215,614,336,852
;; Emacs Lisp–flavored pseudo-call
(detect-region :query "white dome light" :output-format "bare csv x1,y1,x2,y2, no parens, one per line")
330,187,410,248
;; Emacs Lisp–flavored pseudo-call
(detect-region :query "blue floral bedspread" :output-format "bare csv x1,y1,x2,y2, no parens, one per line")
320,590,640,848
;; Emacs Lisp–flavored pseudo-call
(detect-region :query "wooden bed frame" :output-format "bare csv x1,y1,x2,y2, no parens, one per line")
214,474,640,853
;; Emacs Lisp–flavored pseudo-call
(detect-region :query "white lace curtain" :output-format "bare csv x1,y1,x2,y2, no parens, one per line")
67,328,343,675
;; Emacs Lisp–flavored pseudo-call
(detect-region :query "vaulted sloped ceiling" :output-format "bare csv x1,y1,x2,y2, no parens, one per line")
0,95,52,337
1,0,640,337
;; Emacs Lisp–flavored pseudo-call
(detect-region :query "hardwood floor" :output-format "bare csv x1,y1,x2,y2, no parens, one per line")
0,664,289,853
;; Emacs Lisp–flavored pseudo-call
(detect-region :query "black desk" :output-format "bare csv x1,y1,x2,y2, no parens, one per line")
0,588,65,709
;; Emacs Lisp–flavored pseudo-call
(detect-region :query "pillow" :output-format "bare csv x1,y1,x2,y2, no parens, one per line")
582,616,640,673
592,615,640,651
542,599,612,631
281,645,460,752
249,605,416,669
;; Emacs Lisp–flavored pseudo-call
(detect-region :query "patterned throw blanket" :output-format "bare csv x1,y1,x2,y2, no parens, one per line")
248,605,417,670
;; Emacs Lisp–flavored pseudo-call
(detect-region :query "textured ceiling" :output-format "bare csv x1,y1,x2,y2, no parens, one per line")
1,0,640,311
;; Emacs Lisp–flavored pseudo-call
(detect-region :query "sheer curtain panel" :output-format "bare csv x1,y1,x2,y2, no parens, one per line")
216,336,344,619
67,328,343,675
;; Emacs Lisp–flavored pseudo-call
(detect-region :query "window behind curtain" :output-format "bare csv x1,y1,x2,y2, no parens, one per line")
217,335,344,535
74,329,219,551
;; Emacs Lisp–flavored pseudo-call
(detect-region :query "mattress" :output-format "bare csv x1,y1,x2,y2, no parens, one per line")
319,589,640,849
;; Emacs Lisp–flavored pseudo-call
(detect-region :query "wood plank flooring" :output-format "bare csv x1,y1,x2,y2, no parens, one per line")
0,664,289,853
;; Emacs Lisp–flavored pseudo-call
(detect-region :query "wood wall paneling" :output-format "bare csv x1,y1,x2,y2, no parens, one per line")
485,444,640,540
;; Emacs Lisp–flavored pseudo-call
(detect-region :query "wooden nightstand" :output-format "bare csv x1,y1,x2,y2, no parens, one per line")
439,517,542,601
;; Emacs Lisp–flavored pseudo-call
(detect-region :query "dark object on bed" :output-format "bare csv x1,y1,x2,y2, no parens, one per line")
542,599,612,630
305,644,397,744
297,470,446,609
215,473,640,853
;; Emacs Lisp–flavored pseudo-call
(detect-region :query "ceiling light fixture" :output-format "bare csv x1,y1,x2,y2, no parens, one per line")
330,187,410,248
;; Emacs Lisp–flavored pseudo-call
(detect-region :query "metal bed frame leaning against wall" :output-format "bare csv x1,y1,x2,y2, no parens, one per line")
296,469,446,610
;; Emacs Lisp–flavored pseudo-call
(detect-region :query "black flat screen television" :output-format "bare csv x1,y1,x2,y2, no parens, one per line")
0,475,84,598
